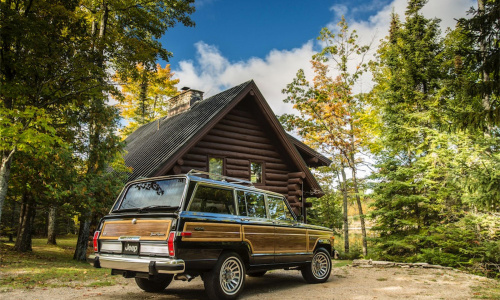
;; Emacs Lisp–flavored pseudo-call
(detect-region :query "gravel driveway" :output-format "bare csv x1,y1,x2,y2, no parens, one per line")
2,266,495,300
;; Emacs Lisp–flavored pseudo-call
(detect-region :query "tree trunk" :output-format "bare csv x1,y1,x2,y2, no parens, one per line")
47,205,57,245
477,0,490,111
340,163,350,254
0,150,15,226
73,213,91,261
14,192,35,252
8,201,16,242
72,2,108,262
350,154,368,257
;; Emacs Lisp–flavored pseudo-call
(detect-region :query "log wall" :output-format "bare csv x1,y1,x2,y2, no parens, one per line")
171,100,305,215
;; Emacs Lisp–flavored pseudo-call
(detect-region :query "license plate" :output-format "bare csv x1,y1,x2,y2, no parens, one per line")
123,242,140,255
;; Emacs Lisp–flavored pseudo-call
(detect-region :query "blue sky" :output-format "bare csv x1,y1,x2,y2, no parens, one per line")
162,0,392,66
159,0,476,115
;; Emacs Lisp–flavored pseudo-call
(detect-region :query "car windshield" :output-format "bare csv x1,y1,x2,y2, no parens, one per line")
116,178,186,211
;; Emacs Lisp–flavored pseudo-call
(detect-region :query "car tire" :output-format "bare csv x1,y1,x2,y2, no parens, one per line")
135,275,173,292
301,248,332,284
247,271,267,277
204,252,246,300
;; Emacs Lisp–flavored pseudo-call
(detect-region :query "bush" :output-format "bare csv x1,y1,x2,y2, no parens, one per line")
372,213,500,277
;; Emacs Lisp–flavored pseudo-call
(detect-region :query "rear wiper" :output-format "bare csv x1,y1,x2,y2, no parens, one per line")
138,205,177,213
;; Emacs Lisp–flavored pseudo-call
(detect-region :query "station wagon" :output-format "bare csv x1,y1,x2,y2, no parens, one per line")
88,171,335,299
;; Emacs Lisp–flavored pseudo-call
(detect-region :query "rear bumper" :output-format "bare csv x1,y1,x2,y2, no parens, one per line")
88,254,185,274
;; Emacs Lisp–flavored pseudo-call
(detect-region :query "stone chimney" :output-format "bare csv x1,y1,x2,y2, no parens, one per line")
168,87,204,117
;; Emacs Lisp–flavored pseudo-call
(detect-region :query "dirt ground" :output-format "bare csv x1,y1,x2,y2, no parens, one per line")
1,266,497,300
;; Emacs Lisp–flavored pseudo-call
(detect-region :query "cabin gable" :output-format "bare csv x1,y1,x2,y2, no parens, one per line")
123,80,330,217
157,95,311,215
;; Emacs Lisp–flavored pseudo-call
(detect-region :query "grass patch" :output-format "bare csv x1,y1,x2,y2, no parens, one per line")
471,282,500,299
376,278,388,281
333,260,352,268
0,235,117,290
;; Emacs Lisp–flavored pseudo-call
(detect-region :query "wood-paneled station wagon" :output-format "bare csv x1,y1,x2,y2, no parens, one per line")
88,171,335,300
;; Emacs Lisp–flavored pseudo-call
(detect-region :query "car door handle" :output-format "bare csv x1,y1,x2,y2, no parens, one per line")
240,218,250,222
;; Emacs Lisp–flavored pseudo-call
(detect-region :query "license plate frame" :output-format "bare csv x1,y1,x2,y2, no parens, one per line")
123,241,140,255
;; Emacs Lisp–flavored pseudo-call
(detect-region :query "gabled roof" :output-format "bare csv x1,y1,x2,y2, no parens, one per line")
123,80,328,195
124,81,252,181
287,134,332,167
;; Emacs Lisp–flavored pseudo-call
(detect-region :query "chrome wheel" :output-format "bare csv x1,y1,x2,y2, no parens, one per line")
312,251,330,279
204,252,246,300
219,257,243,295
301,248,332,284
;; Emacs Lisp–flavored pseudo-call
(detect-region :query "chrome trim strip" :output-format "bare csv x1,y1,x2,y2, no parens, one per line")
96,254,185,274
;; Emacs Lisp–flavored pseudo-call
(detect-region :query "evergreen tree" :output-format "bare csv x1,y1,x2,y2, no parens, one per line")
369,0,450,258
451,0,500,129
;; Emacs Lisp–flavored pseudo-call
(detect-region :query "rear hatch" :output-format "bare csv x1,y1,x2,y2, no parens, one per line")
95,176,188,257
98,218,173,256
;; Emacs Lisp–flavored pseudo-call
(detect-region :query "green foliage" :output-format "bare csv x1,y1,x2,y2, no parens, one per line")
114,63,180,137
307,194,343,231
450,0,500,129
0,0,194,253
368,0,500,277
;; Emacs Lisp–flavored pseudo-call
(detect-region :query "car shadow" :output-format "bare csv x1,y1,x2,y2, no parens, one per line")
98,271,333,299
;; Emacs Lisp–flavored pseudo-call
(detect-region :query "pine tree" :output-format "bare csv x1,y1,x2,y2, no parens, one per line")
369,0,451,258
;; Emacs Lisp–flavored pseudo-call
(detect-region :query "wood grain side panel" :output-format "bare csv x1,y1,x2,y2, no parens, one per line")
100,220,171,241
307,229,333,252
243,225,275,254
274,227,307,253
181,222,242,242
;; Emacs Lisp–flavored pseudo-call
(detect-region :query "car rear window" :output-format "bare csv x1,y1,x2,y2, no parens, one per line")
116,178,186,211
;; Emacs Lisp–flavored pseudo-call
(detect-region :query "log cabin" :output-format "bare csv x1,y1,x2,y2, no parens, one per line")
122,80,331,219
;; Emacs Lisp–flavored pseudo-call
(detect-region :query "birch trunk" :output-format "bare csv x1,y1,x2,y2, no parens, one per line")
47,205,57,245
340,163,350,254
0,150,15,226
350,153,368,256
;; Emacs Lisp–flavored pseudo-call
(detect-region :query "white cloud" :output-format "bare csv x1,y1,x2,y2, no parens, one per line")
174,41,316,115
173,0,476,115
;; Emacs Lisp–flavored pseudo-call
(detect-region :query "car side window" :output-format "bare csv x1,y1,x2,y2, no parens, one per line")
188,185,235,215
236,190,247,216
268,196,294,221
237,191,266,218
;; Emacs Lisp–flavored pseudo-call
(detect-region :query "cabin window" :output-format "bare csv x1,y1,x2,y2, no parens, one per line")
208,157,224,180
188,185,235,215
250,162,263,183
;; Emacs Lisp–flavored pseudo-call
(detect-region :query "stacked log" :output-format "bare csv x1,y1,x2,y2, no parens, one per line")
287,172,305,215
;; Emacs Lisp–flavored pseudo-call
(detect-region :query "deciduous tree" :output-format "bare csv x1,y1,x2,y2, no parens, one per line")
281,17,371,255
114,63,179,137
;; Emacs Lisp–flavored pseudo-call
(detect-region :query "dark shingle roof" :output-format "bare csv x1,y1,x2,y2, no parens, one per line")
123,80,252,181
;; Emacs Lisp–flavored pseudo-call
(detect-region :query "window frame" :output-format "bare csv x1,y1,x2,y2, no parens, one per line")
249,161,265,185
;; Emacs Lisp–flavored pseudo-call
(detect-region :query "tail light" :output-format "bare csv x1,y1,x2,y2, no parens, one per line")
167,231,176,256
93,231,100,252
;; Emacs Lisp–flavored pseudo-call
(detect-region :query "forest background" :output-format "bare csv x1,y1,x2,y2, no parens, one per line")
0,0,498,278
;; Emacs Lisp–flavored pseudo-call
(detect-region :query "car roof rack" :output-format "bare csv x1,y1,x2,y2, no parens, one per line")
187,169,254,186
